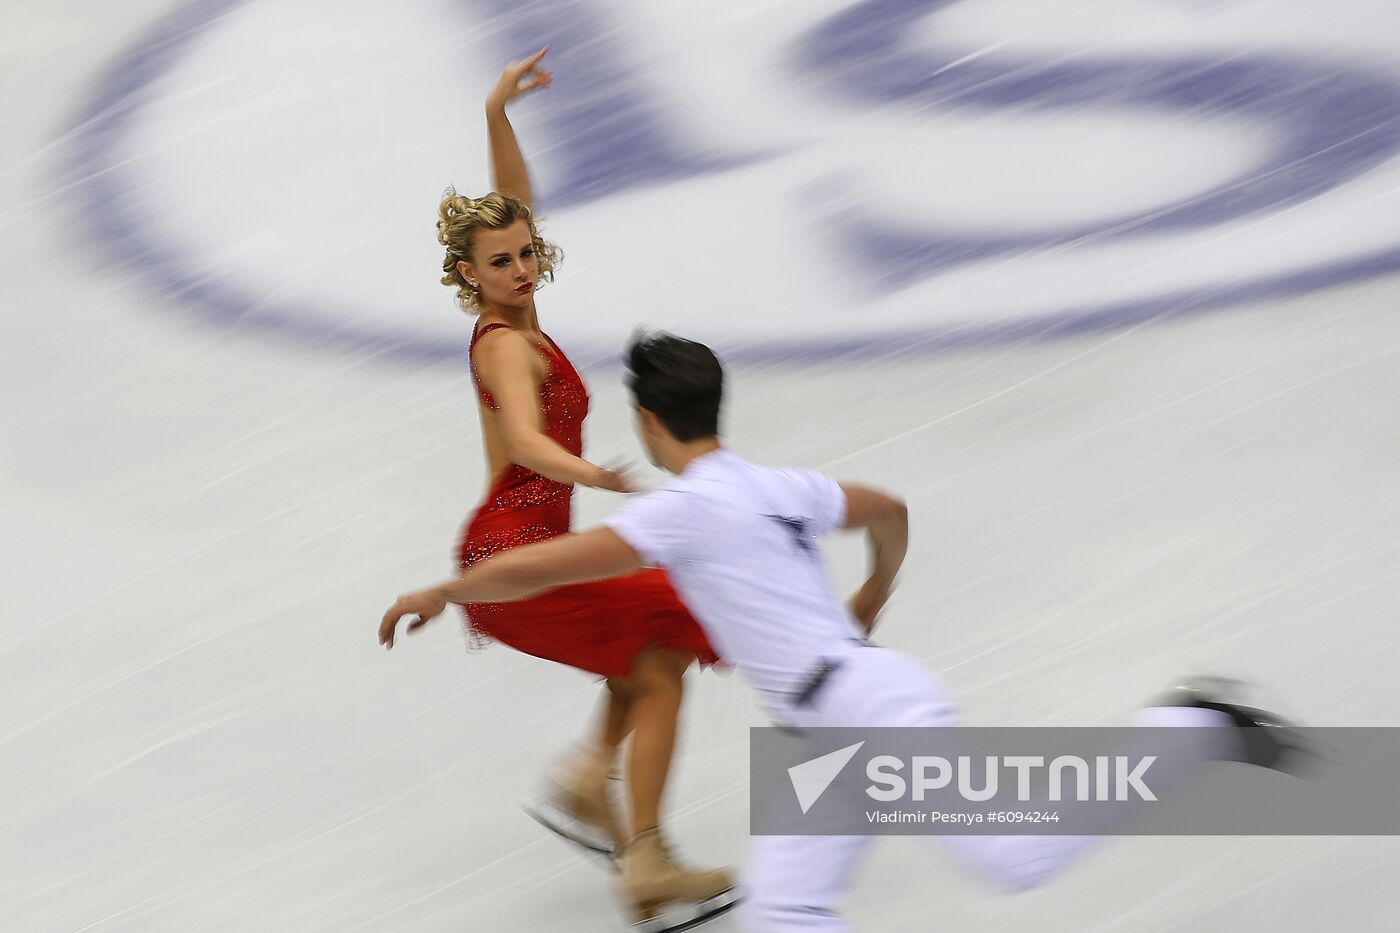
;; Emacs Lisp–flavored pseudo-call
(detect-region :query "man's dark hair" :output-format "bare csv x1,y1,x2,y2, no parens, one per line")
625,332,723,442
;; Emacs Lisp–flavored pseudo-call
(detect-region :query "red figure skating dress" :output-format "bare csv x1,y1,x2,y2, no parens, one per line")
457,322,719,677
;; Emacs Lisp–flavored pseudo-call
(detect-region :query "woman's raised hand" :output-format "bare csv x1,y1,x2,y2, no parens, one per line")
487,46,553,110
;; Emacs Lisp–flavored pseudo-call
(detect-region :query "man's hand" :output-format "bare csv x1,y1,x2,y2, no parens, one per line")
379,588,450,650
848,578,892,635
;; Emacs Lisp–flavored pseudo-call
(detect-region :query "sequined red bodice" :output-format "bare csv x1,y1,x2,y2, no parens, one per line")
467,321,589,534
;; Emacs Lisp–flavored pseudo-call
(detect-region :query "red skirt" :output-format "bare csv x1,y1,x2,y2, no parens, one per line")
457,494,719,679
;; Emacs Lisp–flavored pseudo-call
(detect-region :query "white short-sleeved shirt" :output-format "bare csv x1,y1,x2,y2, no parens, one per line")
605,448,865,710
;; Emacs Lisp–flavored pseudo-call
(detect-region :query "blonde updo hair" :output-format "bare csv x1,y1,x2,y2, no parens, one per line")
437,187,562,313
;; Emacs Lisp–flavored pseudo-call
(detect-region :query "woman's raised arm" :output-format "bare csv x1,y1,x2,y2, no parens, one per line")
484,46,552,209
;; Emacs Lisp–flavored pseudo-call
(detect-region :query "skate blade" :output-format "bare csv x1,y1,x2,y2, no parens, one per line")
630,887,741,933
1171,674,1248,702
521,801,617,858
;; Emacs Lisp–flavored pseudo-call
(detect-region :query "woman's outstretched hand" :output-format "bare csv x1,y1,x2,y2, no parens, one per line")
588,461,638,494
487,46,553,111
379,588,449,649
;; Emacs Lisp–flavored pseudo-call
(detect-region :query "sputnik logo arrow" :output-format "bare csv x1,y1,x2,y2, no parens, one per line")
788,741,865,814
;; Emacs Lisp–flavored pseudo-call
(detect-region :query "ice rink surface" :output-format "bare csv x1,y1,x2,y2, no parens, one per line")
3,0,1400,930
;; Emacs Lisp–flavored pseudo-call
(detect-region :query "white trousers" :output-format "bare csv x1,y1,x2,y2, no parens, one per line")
739,646,1233,933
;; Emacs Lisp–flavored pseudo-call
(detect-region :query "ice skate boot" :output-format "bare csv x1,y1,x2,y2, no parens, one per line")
523,745,623,858
1158,676,1324,776
617,829,739,931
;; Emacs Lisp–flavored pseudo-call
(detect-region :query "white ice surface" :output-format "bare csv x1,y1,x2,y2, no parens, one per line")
3,1,1400,931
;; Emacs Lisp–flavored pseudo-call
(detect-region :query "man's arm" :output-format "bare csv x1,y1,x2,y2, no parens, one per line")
839,483,909,634
445,527,643,601
379,527,642,648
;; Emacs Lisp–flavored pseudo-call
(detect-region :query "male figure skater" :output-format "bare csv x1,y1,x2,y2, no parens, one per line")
380,333,1307,932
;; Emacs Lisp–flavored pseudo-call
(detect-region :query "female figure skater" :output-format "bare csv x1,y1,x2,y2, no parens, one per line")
422,48,732,923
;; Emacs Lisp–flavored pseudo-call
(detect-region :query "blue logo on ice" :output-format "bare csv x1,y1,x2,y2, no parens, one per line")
68,0,1400,364
789,741,865,814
